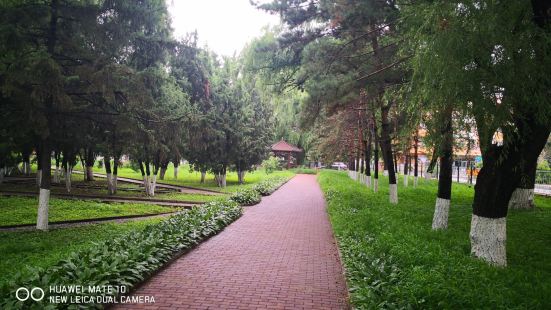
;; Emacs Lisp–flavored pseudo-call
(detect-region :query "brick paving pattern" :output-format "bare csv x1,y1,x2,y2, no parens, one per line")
115,174,349,310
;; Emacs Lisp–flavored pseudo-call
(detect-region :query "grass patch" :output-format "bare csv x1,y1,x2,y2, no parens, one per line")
0,218,163,286
318,170,551,309
154,192,223,202
0,196,174,226
91,163,295,193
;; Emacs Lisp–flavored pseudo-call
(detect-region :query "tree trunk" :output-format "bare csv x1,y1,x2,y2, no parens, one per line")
85,148,95,181
393,151,398,175
53,152,60,184
432,108,453,230
508,161,536,209
37,139,51,231
238,170,246,184
145,161,153,196
104,157,113,195
151,175,157,196
414,135,419,187
426,150,438,180
201,170,206,183
364,139,372,188
138,160,148,196
403,154,409,187
36,145,42,187
113,158,118,194
470,118,549,266
221,165,227,188
159,160,169,180
22,151,31,175
36,170,42,188
173,161,179,179
65,166,72,193
373,149,379,192
0,167,4,184
379,106,397,203
221,174,227,188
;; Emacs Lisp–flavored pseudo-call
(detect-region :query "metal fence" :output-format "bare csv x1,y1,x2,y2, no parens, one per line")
536,170,551,185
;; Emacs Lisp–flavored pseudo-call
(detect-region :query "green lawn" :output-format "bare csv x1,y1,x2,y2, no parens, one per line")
318,170,551,309
0,196,175,226
92,163,295,193
1,172,223,202
0,218,163,286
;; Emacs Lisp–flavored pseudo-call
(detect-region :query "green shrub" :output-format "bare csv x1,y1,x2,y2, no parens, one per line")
261,156,281,174
229,188,262,206
537,160,550,170
252,176,289,196
0,201,242,309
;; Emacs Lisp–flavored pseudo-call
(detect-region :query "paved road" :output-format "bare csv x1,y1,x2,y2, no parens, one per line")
115,174,349,310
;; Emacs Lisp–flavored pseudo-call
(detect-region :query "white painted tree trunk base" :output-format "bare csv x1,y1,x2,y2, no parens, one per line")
508,188,534,210
143,176,150,196
86,167,95,181
0,168,4,184
373,179,379,192
151,175,157,196
174,167,179,179
425,172,432,180
112,175,118,194
201,172,206,184
36,170,42,187
383,170,388,176
469,215,507,267
65,168,72,193
414,176,418,188
221,174,227,188
365,176,371,188
106,173,113,194
37,189,50,230
403,175,408,187
432,198,450,230
389,183,398,204
53,168,60,183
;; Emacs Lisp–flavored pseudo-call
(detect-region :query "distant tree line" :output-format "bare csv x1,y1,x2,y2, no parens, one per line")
0,0,274,230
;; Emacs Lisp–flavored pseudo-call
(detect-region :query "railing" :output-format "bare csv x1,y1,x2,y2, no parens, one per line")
536,170,551,185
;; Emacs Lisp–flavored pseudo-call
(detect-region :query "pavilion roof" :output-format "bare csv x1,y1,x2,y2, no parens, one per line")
271,140,302,153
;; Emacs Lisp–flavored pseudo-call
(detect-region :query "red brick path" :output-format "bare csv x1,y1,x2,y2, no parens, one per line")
115,175,349,310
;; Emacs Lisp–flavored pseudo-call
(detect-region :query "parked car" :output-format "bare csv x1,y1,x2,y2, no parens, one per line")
331,162,348,170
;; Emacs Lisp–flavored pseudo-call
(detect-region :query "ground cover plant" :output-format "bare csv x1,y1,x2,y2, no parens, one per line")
0,200,242,309
252,176,290,196
0,197,174,226
318,170,551,309
230,188,262,206
0,218,164,286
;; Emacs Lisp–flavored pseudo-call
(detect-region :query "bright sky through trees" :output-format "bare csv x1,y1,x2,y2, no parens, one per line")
167,0,279,56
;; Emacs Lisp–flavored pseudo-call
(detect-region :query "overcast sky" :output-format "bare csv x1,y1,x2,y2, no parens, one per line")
167,0,280,56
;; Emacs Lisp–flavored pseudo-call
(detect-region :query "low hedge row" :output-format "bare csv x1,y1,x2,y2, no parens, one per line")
229,176,290,206
0,200,242,309
229,188,262,206
252,176,290,196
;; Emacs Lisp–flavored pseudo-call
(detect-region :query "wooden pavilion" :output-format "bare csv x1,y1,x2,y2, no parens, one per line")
271,140,303,169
